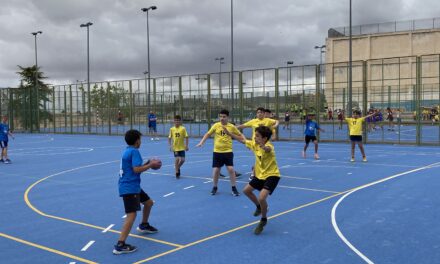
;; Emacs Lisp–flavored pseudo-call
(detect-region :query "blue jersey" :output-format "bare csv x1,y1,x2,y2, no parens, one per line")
304,120,319,136
0,123,9,141
118,146,143,196
148,114,157,125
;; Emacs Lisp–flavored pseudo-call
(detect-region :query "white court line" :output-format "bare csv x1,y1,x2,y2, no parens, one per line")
69,262,76,264
80,240,95,251
203,181,212,183
102,224,114,233
183,186,195,190
163,192,175,197
331,161,440,264
122,215,126,218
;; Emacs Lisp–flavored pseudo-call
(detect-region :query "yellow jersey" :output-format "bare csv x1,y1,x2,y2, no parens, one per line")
207,122,241,153
245,140,280,180
168,126,188,151
345,117,365,136
243,118,277,139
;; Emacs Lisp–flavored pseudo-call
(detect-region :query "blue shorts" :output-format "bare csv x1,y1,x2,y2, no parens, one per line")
0,141,8,148
149,124,157,132
174,151,186,157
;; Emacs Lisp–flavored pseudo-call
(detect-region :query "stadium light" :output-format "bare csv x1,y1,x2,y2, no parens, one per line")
31,30,43,132
80,22,93,133
141,6,157,113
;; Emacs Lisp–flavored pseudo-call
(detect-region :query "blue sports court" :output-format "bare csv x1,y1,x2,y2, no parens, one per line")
2,133,440,263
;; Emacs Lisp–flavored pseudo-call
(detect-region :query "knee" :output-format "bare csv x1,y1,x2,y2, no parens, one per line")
144,199,154,208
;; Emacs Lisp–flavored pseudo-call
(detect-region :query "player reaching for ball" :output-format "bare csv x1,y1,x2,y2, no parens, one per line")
113,129,160,255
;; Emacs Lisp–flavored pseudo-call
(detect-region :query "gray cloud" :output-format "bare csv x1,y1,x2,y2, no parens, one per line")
0,0,439,87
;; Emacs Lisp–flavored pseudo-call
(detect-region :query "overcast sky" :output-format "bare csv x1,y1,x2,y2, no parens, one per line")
0,0,438,87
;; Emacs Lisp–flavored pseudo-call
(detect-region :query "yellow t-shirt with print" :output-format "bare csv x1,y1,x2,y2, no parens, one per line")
207,122,241,153
345,117,365,136
245,140,280,180
243,118,276,139
168,126,188,151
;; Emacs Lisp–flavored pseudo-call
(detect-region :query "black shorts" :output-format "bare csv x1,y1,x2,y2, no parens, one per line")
0,141,8,148
212,152,234,168
350,135,362,142
305,135,317,144
174,150,186,157
249,176,280,195
122,189,151,214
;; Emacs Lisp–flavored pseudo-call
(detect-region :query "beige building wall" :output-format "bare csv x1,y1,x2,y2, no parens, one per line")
325,29,440,110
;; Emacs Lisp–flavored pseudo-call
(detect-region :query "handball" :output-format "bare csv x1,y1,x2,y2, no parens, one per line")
149,158,162,170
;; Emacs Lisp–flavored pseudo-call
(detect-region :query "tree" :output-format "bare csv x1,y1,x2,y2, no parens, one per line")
89,83,131,121
12,65,53,131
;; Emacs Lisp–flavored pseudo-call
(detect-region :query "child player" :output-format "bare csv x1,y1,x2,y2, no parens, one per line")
113,129,160,255
0,115,14,164
223,125,280,235
196,109,243,196
168,115,189,179
345,109,375,162
302,113,324,159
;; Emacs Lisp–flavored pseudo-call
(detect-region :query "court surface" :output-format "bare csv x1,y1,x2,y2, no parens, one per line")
1,133,440,263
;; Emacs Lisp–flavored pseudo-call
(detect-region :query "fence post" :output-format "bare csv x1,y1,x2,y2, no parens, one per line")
207,74,212,128
52,87,56,133
178,76,183,116
69,85,73,133
416,56,421,145
239,71,244,124
107,82,111,135
362,61,368,143
315,65,320,128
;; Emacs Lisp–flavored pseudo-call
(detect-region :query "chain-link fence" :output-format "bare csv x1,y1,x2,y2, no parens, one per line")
1,54,439,145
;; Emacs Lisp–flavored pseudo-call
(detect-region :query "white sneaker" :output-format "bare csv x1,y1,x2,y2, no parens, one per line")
155,137,160,140
150,138,154,141
314,153,320,160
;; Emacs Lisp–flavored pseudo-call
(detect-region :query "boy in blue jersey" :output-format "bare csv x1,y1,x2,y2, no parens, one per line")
0,116,14,164
113,129,160,255
302,113,324,160
148,111,158,140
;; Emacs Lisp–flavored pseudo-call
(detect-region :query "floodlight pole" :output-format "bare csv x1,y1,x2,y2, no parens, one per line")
80,22,93,133
287,61,294,96
230,0,234,122
348,0,353,116
142,6,157,113
31,31,42,132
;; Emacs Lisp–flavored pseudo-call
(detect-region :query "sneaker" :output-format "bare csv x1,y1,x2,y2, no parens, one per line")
176,169,180,179
211,186,218,195
231,186,240,196
113,242,137,255
248,173,255,181
235,171,242,178
137,223,158,234
350,157,355,162
219,173,226,178
362,157,367,162
150,138,154,141
4,159,11,164
253,206,261,217
155,137,160,140
254,219,267,235
302,151,306,158
314,153,320,160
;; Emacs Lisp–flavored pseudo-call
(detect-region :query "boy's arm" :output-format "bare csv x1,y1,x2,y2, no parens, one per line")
168,137,172,151
272,119,279,128
236,124,247,130
185,137,189,151
259,143,272,153
222,126,246,144
133,159,160,173
196,132,211,147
